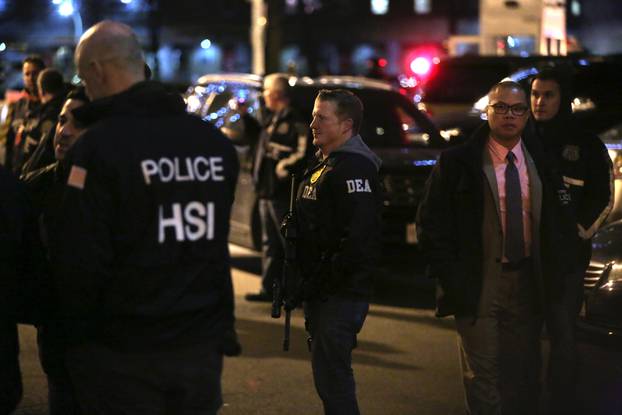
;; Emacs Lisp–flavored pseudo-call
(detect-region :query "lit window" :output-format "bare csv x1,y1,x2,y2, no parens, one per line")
371,0,389,15
571,0,581,16
414,0,431,14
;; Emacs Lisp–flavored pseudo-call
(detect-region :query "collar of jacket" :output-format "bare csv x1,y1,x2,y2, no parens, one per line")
72,80,186,127
461,121,547,177
453,122,490,171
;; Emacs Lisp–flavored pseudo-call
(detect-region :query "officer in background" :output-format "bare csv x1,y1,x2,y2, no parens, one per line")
0,164,47,415
56,21,239,414
4,56,45,172
23,87,90,415
296,89,382,414
530,68,613,414
20,68,69,177
246,73,308,302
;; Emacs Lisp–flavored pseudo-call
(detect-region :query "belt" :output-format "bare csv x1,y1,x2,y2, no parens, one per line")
501,257,532,272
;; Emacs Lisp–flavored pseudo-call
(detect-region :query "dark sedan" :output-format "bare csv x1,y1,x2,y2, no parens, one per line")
579,219,622,342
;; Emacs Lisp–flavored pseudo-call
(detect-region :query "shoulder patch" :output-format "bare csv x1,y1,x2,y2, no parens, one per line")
346,179,372,193
562,145,580,161
67,166,87,190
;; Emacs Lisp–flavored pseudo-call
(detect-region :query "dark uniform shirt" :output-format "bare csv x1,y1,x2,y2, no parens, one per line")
20,93,67,177
56,81,239,351
296,135,382,300
253,107,308,199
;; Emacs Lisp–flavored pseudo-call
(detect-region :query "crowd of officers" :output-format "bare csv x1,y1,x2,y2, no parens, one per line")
0,20,381,415
0,19,613,415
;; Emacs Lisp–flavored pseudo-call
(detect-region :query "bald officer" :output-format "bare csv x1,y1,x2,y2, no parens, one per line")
56,21,239,415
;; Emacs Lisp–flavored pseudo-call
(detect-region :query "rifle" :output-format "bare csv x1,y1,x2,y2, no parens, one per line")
272,174,297,351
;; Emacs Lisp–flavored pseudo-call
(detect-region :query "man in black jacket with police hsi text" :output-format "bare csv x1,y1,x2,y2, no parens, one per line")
417,81,579,415
530,68,613,415
56,20,240,415
296,89,382,415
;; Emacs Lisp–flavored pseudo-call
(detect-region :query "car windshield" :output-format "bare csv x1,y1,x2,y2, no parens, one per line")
423,60,513,104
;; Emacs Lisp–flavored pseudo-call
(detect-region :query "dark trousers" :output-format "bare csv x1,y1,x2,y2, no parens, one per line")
37,324,79,415
0,322,21,415
455,263,542,415
65,341,223,415
544,269,585,415
259,198,287,295
304,297,369,415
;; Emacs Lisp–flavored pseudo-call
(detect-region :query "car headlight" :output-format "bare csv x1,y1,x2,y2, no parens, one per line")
605,145,622,179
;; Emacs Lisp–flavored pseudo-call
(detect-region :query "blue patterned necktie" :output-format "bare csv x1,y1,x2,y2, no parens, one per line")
505,151,525,263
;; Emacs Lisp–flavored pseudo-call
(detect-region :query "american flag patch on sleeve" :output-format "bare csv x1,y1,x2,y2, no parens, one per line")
68,166,87,190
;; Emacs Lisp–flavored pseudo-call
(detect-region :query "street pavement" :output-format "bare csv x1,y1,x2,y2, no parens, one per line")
13,245,622,415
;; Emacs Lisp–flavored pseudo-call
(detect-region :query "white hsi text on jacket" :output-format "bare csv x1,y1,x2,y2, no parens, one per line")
159,202,215,243
346,179,371,193
141,157,224,185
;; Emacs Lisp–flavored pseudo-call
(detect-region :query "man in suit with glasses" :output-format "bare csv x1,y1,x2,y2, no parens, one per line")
418,81,577,415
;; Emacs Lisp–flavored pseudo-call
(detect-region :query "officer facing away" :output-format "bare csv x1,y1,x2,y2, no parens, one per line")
296,89,382,414
55,21,239,414
246,73,308,302
530,68,613,414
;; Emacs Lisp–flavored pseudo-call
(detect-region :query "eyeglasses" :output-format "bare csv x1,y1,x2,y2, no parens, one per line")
488,103,529,116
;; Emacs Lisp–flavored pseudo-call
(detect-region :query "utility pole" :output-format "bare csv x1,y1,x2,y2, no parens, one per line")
250,0,267,75
250,0,284,75
147,0,161,79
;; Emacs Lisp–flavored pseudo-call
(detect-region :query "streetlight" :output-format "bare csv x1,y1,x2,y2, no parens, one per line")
54,0,83,44
58,0,74,16
200,39,212,50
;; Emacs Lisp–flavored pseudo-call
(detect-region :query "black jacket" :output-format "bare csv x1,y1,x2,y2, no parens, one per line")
56,81,239,351
0,164,48,414
535,101,613,268
20,93,67,177
0,165,49,325
417,123,579,317
295,135,382,300
23,161,70,272
253,107,309,199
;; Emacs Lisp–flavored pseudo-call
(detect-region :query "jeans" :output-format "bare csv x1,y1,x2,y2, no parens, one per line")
259,198,287,295
304,296,369,415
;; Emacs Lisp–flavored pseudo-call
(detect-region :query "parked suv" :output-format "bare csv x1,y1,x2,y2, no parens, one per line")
185,74,461,258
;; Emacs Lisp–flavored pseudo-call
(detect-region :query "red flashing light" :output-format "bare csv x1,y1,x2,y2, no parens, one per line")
378,58,388,68
403,46,441,80
410,56,432,76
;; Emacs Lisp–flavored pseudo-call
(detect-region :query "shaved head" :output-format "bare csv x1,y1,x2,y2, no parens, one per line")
488,80,526,102
75,20,145,99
